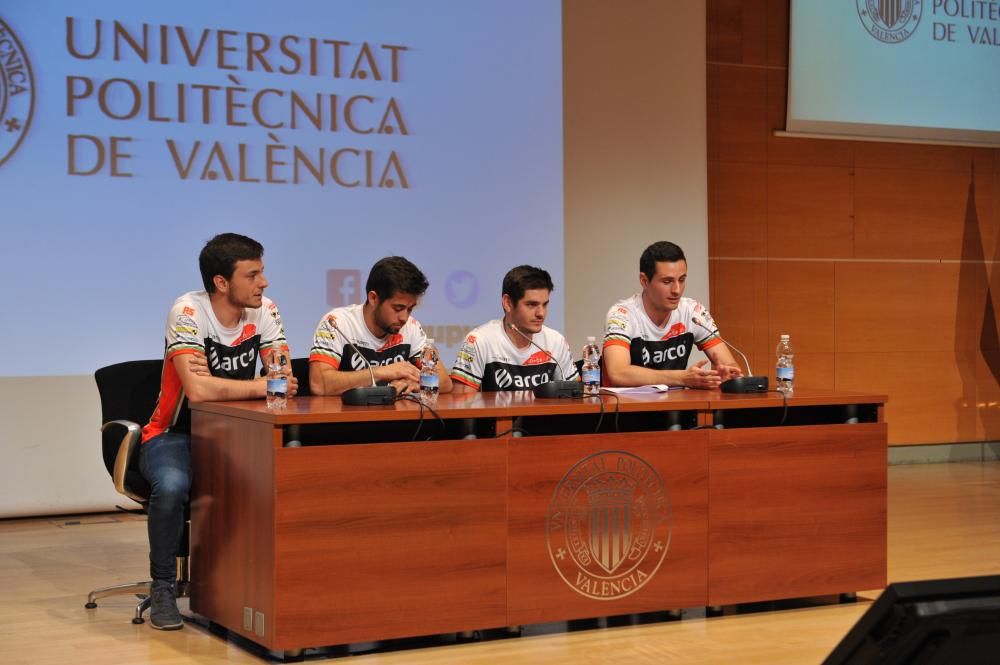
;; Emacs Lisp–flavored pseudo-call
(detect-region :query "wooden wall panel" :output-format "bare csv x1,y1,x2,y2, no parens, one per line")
766,165,855,258
708,259,769,355
784,352,835,390
766,260,834,352
738,352,834,390
708,0,767,66
765,0,788,67
854,142,994,174
992,154,1000,254
836,352,978,445
707,2,1000,444
710,162,767,257
746,352,768,381
707,64,721,164
834,263,976,354
715,64,768,164
854,168,993,260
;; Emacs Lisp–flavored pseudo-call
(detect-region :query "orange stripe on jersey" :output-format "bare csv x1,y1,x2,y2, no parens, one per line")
449,374,480,390
309,354,341,370
165,348,200,362
699,336,724,351
603,339,630,350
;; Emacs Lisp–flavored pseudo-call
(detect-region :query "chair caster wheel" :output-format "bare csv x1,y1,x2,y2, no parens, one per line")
132,617,145,624
85,602,97,609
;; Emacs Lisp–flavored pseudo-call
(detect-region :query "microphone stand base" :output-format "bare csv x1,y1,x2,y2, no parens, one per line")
720,376,769,393
342,385,398,405
533,381,584,399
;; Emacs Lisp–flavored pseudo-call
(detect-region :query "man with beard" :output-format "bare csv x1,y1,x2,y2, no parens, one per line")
309,256,452,395
140,233,298,630
451,265,577,392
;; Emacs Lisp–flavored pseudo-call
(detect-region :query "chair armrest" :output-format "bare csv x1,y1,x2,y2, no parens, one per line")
102,419,145,503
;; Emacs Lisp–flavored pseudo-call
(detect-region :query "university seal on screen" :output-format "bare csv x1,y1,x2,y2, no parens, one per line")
857,0,923,43
546,451,671,600
0,16,34,169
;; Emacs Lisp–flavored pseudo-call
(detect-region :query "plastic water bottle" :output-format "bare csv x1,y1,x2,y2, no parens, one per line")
420,338,440,397
582,336,601,396
775,334,794,395
266,353,289,409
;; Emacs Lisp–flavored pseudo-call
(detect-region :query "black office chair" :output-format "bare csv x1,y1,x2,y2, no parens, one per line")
85,359,190,624
291,357,312,396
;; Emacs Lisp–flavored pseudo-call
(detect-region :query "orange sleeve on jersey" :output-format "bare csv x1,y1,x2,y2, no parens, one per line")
308,354,341,370
603,339,630,350
141,357,185,444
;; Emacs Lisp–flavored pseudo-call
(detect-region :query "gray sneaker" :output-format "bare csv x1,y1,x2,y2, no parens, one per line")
149,580,183,630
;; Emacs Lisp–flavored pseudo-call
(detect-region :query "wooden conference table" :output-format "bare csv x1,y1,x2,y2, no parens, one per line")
189,388,887,654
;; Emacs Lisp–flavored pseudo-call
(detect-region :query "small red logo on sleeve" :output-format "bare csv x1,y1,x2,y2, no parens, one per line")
182,306,195,316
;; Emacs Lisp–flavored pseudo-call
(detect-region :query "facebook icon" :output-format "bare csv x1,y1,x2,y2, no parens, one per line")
326,269,362,307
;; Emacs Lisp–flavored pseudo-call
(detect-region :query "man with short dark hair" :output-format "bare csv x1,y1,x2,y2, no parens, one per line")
309,256,451,395
140,232,297,630
603,241,742,389
451,265,578,392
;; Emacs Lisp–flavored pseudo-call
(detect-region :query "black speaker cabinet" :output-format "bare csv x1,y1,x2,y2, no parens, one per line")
823,575,1000,664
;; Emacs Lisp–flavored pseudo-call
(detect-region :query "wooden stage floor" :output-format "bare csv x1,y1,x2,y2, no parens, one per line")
3,461,999,664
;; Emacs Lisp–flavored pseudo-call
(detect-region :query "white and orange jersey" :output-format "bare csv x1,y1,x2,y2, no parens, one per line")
450,319,579,391
141,291,288,443
604,294,722,373
308,303,427,372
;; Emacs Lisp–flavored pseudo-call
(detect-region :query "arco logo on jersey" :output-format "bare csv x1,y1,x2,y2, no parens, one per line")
634,333,693,371
641,344,686,365
345,346,410,371
206,338,259,379
486,362,554,391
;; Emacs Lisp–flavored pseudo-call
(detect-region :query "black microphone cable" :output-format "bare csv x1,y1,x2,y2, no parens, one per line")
396,392,446,441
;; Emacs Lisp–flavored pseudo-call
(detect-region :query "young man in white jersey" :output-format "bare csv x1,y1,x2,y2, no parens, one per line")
140,233,298,630
603,241,743,389
451,265,578,392
309,256,452,395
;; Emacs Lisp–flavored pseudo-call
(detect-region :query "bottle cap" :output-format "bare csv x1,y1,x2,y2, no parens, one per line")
586,335,596,343
426,338,435,345
780,334,790,341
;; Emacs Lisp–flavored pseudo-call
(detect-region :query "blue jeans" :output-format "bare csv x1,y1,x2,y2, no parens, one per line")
139,432,191,582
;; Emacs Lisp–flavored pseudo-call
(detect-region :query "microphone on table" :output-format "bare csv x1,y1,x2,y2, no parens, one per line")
691,317,768,393
329,320,397,406
508,322,583,398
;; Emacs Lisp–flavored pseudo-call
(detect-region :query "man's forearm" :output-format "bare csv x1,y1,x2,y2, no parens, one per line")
186,375,266,402
310,364,376,396
606,363,685,387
